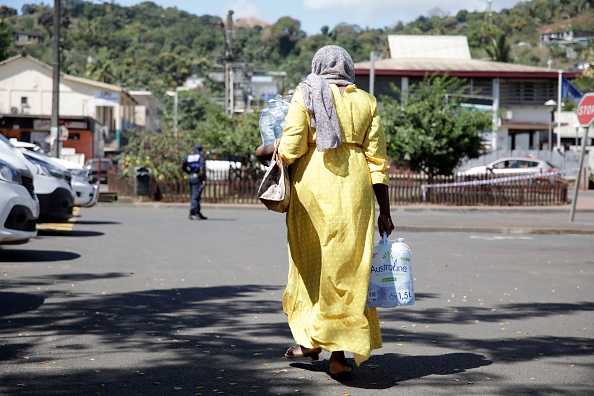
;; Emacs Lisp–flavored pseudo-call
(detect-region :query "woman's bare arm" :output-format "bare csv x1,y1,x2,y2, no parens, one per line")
255,143,275,166
373,183,394,237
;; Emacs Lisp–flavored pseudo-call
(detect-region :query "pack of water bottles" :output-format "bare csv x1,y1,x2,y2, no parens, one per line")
366,234,415,309
259,94,292,146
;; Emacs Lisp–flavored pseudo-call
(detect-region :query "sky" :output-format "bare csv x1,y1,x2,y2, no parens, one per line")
6,0,525,36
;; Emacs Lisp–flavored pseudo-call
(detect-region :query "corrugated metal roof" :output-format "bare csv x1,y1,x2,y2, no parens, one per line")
354,57,580,79
0,54,131,94
358,57,550,72
388,35,471,60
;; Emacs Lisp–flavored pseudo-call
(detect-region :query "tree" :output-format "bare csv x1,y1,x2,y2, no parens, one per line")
0,6,17,18
567,67,594,111
486,32,512,62
121,94,263,182
456,10,468,23
85,50,118,83
0,18,12,61
381,74,492,181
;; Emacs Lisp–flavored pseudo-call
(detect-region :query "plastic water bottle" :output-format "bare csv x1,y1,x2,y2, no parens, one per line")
259,108,276,146
366,233,398,308
392,238,415,306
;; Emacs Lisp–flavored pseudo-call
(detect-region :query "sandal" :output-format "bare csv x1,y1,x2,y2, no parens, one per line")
284,345,321,361
329,354,353,381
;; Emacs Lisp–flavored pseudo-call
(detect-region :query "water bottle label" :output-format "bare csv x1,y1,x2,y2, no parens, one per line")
366,238,415,308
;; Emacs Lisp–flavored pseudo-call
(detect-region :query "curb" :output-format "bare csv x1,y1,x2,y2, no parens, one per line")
399,225,594,235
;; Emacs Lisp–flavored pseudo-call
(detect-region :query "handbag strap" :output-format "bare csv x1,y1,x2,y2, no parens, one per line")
271,139,284,167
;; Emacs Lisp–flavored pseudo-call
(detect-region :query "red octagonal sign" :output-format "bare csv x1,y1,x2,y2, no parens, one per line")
577,93,594,127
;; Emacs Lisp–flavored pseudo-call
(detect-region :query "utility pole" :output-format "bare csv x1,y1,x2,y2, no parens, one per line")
51,0,61,158
369,51,383,97
486,0,493,28
224,10,234,115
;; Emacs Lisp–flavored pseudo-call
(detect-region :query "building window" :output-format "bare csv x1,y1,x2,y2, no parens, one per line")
500,79,557,105
21,97,29,106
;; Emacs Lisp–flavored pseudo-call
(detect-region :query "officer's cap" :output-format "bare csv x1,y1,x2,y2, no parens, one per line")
193,143,203,151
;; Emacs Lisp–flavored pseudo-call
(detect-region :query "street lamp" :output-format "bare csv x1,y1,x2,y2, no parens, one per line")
544,99,557,152
166,87,186,137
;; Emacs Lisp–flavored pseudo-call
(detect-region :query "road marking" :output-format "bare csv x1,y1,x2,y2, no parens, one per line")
37,223,74,231
36,207,79,231
470,235,533,241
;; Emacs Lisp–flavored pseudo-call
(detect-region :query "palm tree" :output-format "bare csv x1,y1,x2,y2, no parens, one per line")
85,57,117,83
486,33,511,63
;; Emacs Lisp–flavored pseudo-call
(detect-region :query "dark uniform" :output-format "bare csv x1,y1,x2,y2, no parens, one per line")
182,144,207,220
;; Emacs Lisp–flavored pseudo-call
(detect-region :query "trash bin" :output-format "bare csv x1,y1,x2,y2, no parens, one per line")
134,167,152,196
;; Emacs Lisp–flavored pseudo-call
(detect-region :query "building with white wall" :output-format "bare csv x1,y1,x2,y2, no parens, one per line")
355,35,584,153
0,54,136,159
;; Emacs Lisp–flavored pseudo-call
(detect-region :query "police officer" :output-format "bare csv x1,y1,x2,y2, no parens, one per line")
181,143,207,220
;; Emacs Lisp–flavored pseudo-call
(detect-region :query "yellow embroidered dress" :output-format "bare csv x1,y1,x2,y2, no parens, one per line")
278,84,390,365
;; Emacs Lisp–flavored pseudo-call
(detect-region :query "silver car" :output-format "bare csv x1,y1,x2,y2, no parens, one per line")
463,157,558,176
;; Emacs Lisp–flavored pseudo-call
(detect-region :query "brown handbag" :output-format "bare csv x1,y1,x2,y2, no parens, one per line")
257,142,290,213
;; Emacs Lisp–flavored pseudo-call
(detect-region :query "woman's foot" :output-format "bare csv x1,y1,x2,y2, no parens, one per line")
284,345,322,360
329,351,353,381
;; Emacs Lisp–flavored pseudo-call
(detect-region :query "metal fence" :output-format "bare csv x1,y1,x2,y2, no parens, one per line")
109,169,569,206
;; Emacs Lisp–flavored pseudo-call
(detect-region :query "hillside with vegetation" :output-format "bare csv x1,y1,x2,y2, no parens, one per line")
1,0,594,96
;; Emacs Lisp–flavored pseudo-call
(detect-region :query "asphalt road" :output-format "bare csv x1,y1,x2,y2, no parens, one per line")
1,205,593,396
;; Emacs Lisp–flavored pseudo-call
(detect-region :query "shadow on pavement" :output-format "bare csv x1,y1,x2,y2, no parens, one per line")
36,230,104,237
0,292,44,316
0,249,80,262
0,285,592,395
291,352,491,388
379,301,594,325
0,272,131,290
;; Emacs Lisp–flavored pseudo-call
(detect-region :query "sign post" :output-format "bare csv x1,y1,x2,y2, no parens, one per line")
570,93,594,222
58,126,69,142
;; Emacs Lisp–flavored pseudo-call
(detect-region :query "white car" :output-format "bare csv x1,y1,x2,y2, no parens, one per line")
20,149,76,223
11,140,99,208
54,158,99,208
0,135,39,245
462,157,558,176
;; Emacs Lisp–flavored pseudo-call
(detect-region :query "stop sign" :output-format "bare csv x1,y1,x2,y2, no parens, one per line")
577,93,594,127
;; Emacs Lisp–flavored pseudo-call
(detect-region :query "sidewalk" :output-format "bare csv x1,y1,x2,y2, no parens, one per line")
393,189,594,235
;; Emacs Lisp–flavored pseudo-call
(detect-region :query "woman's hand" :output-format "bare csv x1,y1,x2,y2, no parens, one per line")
378,214,394,237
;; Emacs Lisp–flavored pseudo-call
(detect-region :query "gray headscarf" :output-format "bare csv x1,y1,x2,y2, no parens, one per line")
298,45,355,151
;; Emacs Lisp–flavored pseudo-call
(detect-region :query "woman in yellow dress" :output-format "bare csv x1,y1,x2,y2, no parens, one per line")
256,45,394,380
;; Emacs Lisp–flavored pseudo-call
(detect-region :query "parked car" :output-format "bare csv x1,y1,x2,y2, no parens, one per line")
0,135,38,245
462,157,558,176
85,158,115,184
21,150,75,223
54,158,99,208
11,140,99,208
